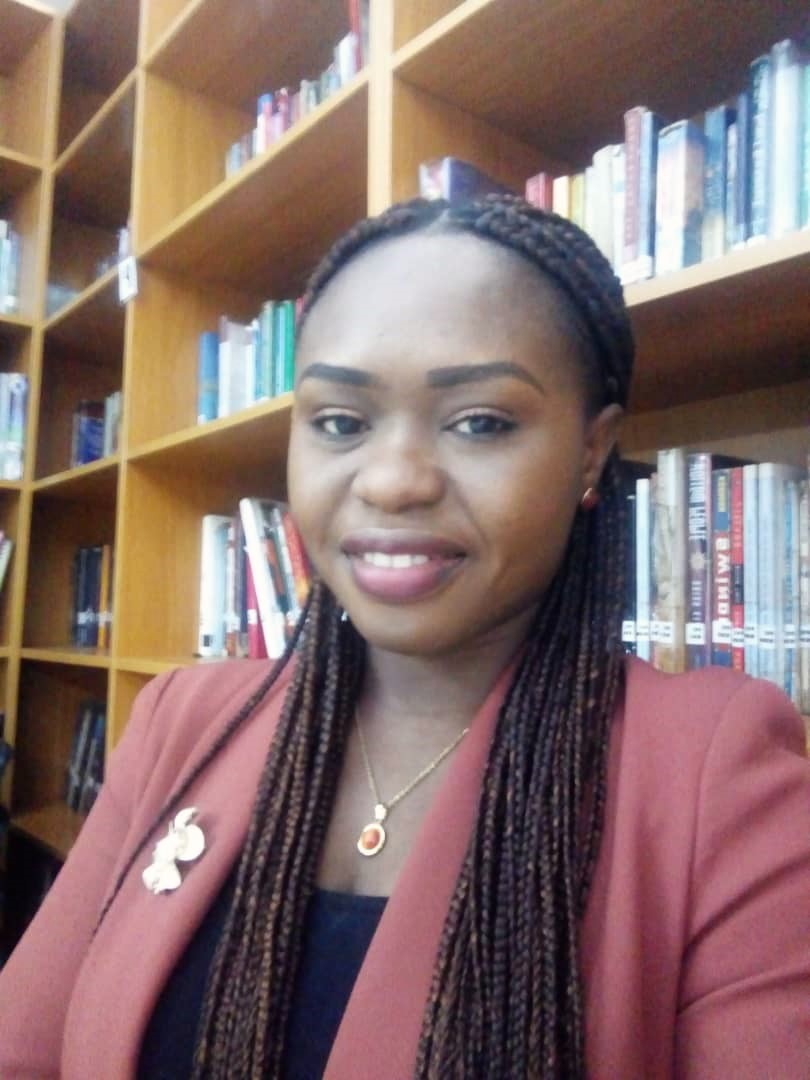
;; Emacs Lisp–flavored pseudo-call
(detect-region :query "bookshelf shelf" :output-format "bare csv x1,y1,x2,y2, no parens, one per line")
0,147,41,198
20,646,111,669
44,264,120,325
11,801,85,860
0,314,33,337
31,458,119,501
138,74,369,294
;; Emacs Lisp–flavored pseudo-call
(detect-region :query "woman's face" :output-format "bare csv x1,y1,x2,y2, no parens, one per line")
288,231,620,657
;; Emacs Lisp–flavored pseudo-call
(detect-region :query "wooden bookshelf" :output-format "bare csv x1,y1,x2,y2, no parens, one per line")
0,0,807,911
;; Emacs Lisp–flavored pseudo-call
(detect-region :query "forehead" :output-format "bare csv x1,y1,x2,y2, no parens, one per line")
298,231,581,374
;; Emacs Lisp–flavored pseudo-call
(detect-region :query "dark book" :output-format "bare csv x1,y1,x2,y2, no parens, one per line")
71,401,105,467
65,701,96,812
77,705,106,815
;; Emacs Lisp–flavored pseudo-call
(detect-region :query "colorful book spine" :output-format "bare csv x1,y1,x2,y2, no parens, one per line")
419,157,513,202
730,467,745,672
652,448,686,673
197,331,219,423
710,468,733,667
748,53,772,242
686,453,711,669
702,104,732,260
769,39,802,238
245,558,268,660
743,463,759,675
524,172,553,209
654,119,704,275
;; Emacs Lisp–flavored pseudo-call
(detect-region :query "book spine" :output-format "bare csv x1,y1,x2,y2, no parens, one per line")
724,116,738,252
686,452,711,669
734,90,751,246
743,463,759,674
702,104,731,261
611,143,625,276
197,331,219,422
710,468,732,667
245,558,268,660
748,53,772,242
552,175,570,219
635,477,651,662
280,508,311,608
652,448,686,673
73,547,90,646
524,171,553,209
622,105,643,277
769,39,802,237
621,484,637,655
238,498,286,658
569,171,585,228
636,109,660,280
589,144,615,264
96,543,112,651
730,466,745,671
757,465,785,687
4,373,27,480
783,480,800,703
801,60,810,228
269,505,300,623
65,702,94,811
224,517,240,658
798,478,810,712
197,514,230,657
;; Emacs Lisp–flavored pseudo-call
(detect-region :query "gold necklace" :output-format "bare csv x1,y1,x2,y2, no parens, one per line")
355,711,469,857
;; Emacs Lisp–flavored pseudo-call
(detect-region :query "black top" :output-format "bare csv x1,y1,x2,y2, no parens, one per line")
138,874,387,1079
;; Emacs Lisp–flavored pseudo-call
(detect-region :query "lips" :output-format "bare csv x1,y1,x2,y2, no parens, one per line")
341,531,465,603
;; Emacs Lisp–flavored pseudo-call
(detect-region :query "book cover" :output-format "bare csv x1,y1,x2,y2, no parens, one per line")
655,119,705,275
621,107,661,283
743,463,759,675
798,478,809,711
783,479,800,703
197,331,219,423
733,90,751,247
239,498,288,659
588,144,616,265
702,103,733,260
686,452,712,669
418,157,513,202
197,513,230,657
525,171,553,210
769,40,802,238
635,476,651,662
710,468,732,667
730,466,745,671
748,53,772,242
652,447,686,673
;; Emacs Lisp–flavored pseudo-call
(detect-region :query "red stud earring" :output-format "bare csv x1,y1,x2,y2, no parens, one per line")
580,486,600,511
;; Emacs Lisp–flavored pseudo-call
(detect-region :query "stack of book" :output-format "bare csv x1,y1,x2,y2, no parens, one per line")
197,301,299,424
198,499,310,660
64,700,106,814
70,544,114,649
70,392,121,467
0,373,28,481
225,0,369,177
0,221,21,315
622,448,809,712
524,37,810,282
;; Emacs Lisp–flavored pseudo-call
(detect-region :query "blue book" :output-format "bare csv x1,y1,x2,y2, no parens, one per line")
197,331,219,423
748,53,772,241
702,104,733,260
733,90,751,247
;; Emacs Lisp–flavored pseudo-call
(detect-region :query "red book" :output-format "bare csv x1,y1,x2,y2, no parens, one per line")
730,466,745,671
711,468,733,667
245,559,268,659
281,508,312,608
525,171,553,209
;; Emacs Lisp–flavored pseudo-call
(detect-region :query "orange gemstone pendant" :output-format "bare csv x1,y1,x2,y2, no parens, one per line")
357,803,388,857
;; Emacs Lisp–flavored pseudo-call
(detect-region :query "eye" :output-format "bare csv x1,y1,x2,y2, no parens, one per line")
448,411,517,438
311,411,368,439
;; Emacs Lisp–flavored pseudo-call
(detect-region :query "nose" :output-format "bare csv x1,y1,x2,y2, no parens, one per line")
351,430,446,513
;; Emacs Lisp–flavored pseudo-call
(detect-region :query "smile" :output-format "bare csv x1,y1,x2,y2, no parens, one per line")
360,552,430,568
341,533,465,603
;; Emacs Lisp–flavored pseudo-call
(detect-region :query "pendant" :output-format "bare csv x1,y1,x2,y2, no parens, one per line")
357,802,388,857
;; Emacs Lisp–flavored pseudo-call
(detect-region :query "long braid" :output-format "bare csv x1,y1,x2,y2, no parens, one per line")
95,196,632,1077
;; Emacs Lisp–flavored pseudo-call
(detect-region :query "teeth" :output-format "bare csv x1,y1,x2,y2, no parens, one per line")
361,552,430,569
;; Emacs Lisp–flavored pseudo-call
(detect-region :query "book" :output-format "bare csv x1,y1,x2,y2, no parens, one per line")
635,476,652,662
654,119,705,275
685,452,712,669
743,463,759,675
798,478,810,711
239,498,289,659
524,171,553,210
71,400,105,468
0,220,20,315
730,467,745,672
702,103,733,260
801,60,810,228
748,52,772,242
217,316,255,419
77,705,106,815
272,301,296,397
96,543,113,650
732,89,751,247
724,115,739,252
769,39,803,238
3,373,28,480
710,468,733,667
652,447,687,673
622,107,661,283
419,157,513,202
783,479,800,704
197,514,231,657
197,331,219,423
757,463,802,689
65,701,96,812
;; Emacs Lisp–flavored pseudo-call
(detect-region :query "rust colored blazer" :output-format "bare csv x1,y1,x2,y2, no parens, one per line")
0,657,808,1078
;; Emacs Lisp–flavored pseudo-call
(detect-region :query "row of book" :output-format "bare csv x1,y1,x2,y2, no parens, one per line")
64,699,106,814
70,544,113,649
69,392,122,468
622,450,810,712
0,221,20,316
225,1,369,177
526,37,810,282
197,302,299,424
0,373,27,482
198,499,310,660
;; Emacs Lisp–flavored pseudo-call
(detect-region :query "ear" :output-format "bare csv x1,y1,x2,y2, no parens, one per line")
582,403,624,490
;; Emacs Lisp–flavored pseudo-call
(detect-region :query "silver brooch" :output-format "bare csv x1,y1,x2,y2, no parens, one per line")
142,807,206,894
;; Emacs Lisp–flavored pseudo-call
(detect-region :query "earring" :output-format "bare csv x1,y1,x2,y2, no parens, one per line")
580,486,600,511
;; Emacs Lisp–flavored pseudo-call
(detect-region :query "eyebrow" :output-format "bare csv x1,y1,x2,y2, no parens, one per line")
295,359,545,394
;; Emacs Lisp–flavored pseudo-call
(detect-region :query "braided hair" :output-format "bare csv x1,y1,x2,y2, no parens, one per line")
101,196,635,1077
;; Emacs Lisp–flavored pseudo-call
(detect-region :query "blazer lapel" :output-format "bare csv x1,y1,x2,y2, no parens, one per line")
325,660,516,1080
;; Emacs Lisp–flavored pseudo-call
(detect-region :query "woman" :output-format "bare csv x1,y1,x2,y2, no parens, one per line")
0,196,807,1078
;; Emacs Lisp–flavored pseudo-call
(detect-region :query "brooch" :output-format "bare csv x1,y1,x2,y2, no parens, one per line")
142,807,206,894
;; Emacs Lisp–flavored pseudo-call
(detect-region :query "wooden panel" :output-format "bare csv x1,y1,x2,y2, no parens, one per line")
48,216,119,298
24,496,116,648
6,16,55,160
140,0,191,59
10,801,84,860
391,77,568,204
394,0,464,49
395,0,810,166
0,1,51,76
44,272,125,365
54,76,135,229
146,0,348,108
0,149,41,199
140,78,369,295
627,233,810,412
1,173,42,319
0,490,22,646
109,668,151,747
0,318,32,374
126,266,264,445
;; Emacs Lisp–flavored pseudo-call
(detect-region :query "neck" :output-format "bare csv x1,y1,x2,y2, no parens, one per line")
360,619,528,737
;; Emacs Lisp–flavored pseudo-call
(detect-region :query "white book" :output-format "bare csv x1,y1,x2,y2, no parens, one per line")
552,175,570,219
743,463,759,675
635,476,651,661
589,145,615,264
198,514,230,657
652,447,687,673
769,39,802,238
757,463,802,689
217,317,255,418
798,480,810,712
238,497,287,659
784,480,801,704
611,143,625,276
